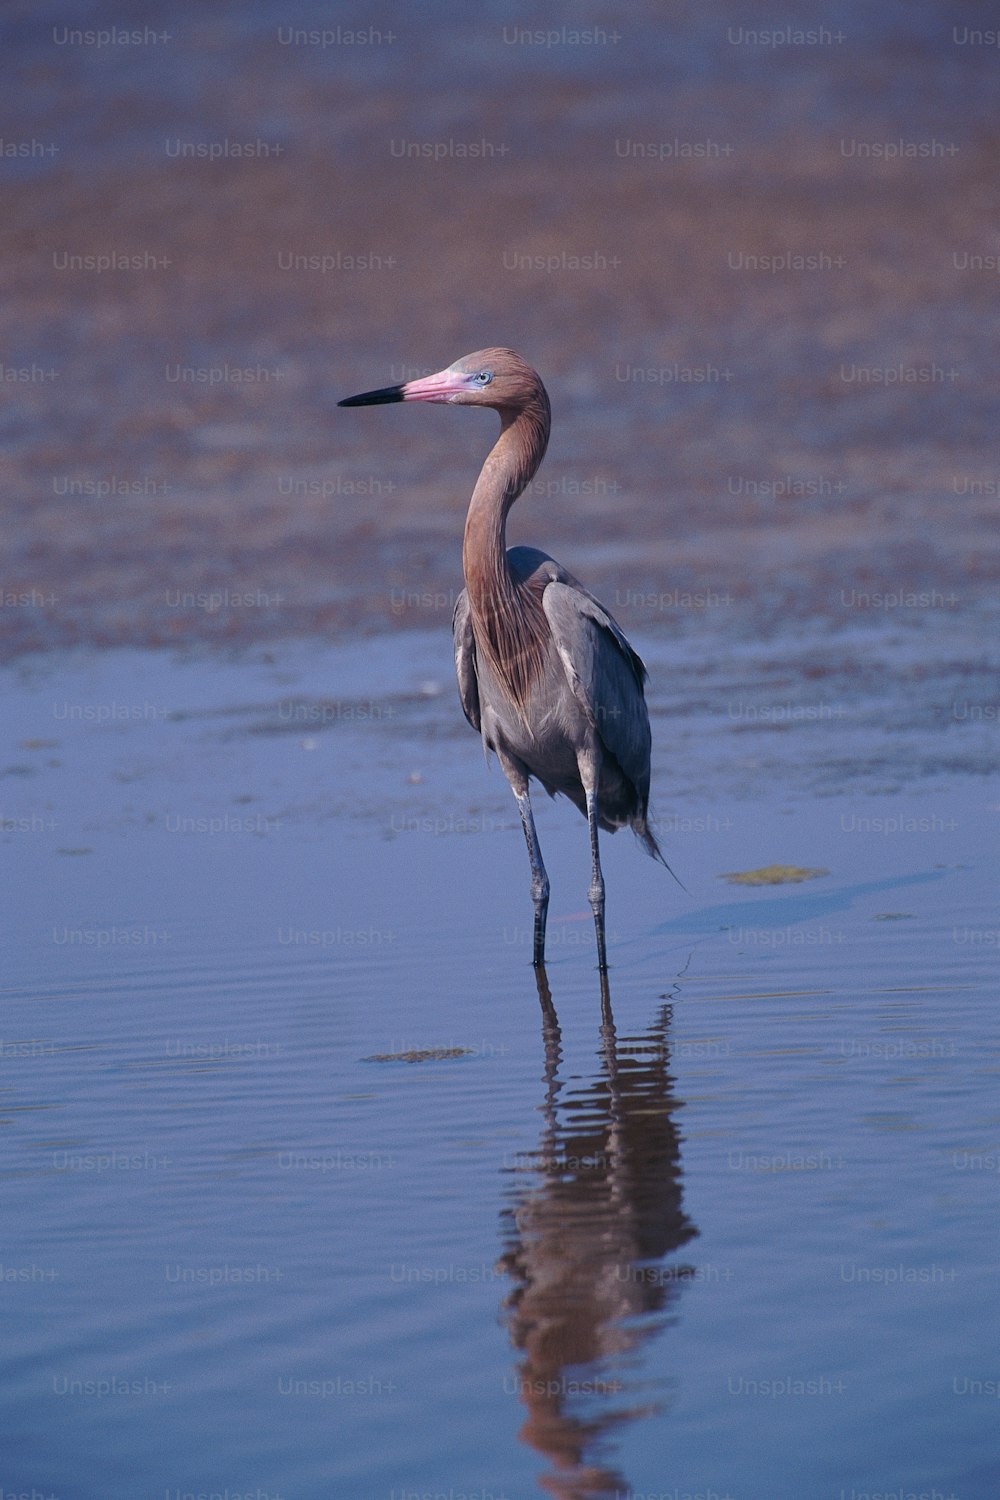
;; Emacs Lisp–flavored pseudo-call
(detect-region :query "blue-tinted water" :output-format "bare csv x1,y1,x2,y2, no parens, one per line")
3,635,996,1499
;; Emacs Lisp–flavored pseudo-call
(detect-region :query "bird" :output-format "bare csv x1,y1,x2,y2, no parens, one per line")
339,348,670,972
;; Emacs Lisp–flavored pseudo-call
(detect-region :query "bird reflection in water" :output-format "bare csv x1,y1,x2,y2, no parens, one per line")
497,968,698,1500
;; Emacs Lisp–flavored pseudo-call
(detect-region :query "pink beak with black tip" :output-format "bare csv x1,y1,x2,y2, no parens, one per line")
338,366,473,407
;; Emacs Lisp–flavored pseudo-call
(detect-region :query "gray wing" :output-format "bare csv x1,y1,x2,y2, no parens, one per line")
452,588,481,732
541,579,652,799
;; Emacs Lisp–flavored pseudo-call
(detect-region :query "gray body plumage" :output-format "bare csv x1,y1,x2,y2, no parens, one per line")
454,545,660,855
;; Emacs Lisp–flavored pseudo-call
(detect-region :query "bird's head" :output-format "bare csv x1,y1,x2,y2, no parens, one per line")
338,348,546,415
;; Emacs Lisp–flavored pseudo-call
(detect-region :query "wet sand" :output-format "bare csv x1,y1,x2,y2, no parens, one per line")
2,0,998,659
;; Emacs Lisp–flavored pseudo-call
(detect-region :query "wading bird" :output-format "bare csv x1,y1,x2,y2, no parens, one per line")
339,349,669,971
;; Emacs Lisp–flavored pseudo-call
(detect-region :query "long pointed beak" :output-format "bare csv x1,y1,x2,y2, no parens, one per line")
337,384,404,407
338,366,469,408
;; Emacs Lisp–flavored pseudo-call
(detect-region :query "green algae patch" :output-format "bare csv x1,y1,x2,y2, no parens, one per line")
364,1047,473,1064
720,865,830,886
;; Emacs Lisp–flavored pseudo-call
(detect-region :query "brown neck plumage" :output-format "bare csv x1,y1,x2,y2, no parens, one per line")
462,387,551,723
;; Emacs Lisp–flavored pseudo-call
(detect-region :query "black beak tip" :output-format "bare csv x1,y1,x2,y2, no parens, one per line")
338,385,405,408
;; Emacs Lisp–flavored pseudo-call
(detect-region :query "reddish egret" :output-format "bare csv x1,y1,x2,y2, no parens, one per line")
339,349,668,971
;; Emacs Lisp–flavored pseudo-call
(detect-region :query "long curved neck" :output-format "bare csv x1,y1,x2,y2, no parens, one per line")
462,392,551,717
462,398,549,594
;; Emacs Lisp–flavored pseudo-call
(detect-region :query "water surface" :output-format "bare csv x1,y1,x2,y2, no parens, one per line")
4,632,995,1499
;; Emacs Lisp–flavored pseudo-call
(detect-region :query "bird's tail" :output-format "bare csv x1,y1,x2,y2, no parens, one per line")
633,814,689,893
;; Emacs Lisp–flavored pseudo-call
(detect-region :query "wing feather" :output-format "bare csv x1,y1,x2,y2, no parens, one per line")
452,588,481,733
541,580,652,803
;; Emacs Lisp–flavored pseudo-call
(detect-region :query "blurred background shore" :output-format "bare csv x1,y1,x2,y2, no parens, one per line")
3,0,997,660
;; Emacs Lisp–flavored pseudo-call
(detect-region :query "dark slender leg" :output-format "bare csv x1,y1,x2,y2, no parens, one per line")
515,789,550,967
585,789,608,973
598,965,613,1025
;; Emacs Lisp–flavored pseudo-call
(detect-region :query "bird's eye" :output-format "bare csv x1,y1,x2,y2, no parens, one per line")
474,370,493,385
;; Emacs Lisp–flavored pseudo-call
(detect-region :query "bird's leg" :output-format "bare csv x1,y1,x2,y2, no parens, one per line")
576,746,608,972
514,788,550,966
585,789,608,972
598,965,613,1026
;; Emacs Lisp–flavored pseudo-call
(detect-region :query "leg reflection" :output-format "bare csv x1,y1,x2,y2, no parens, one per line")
499,966,699,1499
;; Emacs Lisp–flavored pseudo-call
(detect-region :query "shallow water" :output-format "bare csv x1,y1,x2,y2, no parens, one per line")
4,631,996,1500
